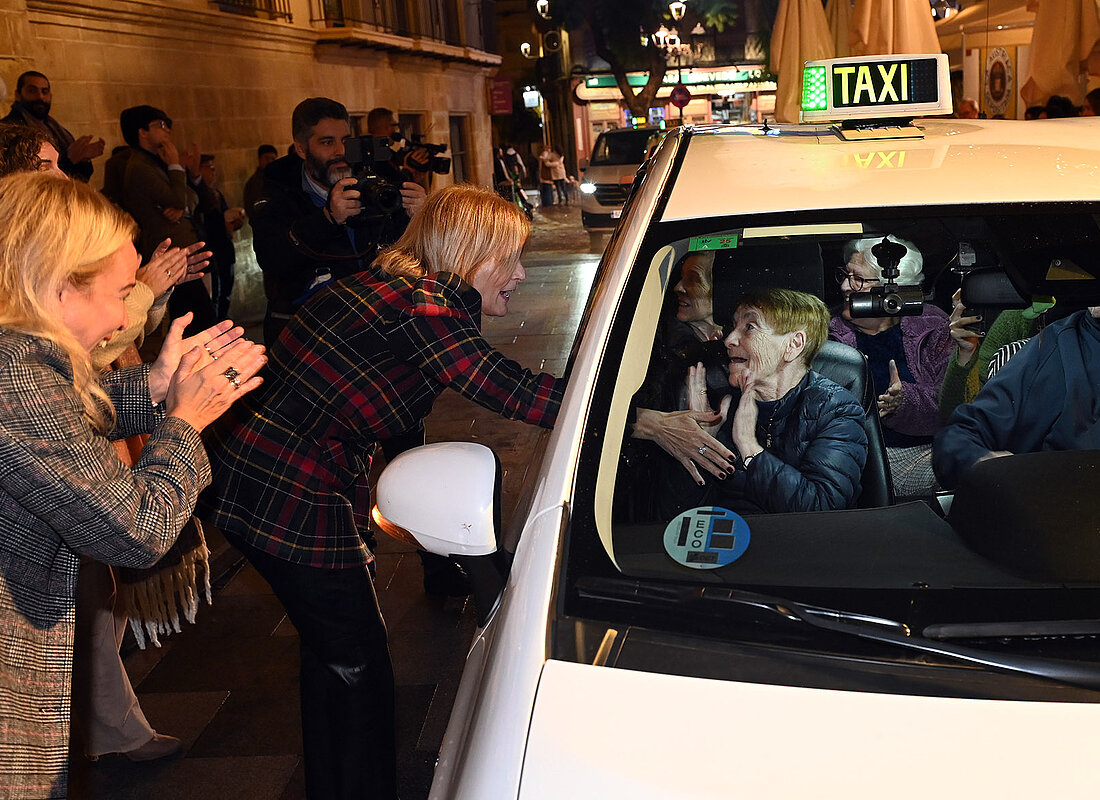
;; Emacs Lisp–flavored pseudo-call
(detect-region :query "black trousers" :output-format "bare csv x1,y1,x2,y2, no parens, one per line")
223,530,397,800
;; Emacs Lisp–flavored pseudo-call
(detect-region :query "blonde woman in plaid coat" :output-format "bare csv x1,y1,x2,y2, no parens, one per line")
0,173,266,799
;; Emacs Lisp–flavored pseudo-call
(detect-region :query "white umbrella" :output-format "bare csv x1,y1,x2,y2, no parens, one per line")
770,0,835,123
851,0,941,55
1019,0,1100,106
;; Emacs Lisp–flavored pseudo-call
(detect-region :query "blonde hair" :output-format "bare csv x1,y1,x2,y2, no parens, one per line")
0,172,138,432
374,184,529,287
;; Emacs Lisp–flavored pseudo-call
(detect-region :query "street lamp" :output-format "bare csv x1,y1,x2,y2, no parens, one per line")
520,41,535,59
669,1,686,21
930,0,960,20
536,0,550,20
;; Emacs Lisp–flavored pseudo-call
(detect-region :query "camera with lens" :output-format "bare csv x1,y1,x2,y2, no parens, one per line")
847,237,926,318
342,135,403,225
401,135,451,175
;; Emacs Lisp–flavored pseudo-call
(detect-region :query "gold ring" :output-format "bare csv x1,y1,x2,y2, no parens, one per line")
165,268,172,278
223,366,239,382
230,376,241,389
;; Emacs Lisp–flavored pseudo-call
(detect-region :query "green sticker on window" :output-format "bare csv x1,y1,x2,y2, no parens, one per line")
689,234,738,251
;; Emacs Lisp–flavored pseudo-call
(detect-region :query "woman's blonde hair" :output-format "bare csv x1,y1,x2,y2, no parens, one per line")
0,172,138,432
374,184,529,287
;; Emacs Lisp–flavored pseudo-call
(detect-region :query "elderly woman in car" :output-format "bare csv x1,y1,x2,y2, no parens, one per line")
641,287,868,515
829,235,953,496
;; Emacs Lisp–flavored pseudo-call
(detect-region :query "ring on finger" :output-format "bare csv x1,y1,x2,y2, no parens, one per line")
223,366,240,383
698,446,708,455
230,376,241,389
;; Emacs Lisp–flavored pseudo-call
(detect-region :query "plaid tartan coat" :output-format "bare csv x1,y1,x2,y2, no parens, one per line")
0,329,210,799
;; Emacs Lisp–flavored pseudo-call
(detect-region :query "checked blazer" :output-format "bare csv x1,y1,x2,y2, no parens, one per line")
201,270,564,570
0,329,210,799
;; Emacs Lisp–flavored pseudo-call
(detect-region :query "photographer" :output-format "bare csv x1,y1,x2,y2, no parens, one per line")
366,106,449,192
251,97,426,344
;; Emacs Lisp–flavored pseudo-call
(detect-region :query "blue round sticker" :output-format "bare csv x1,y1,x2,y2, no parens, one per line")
663,506,750,570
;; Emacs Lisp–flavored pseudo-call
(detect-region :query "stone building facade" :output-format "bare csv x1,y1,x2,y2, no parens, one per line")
0,0,501,324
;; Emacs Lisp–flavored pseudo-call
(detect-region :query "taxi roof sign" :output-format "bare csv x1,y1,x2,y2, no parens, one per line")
800,54,953,123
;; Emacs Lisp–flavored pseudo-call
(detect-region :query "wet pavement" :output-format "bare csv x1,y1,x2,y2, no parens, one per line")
72,200,602,800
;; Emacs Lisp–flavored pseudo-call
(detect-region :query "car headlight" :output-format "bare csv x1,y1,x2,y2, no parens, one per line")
579,182,597,194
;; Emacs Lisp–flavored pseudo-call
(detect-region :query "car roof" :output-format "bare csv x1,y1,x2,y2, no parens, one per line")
661,118,1100,222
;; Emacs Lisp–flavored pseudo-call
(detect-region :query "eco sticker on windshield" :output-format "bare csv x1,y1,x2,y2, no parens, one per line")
663,507,750,570
688,234,738,251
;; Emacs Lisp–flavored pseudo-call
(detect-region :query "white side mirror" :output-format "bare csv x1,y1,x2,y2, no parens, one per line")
373,442,499,557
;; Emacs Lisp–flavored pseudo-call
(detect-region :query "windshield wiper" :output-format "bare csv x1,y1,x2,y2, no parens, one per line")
575,576,1100,692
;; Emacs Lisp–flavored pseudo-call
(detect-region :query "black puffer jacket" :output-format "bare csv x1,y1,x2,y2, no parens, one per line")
665,371,868,516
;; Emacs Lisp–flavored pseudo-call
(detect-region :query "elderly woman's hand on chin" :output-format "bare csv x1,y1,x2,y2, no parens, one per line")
147,314,266,432
729,367,764,463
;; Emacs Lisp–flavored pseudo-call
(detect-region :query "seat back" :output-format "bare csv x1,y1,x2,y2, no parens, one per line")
811,340,895,508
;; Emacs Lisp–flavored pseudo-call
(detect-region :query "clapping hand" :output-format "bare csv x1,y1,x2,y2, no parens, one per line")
686,362,731,437
68,134,105,164
731,368,762,459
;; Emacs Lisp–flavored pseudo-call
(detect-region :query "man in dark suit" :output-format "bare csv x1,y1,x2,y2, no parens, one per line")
114,105,215,335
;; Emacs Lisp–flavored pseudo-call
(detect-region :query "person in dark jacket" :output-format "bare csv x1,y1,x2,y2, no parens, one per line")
200,185,564,800
651,287,867,515
1,70,104,181
932,307,1100,490
250,97,425,345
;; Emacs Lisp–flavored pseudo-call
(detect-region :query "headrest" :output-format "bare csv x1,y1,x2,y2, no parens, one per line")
811,340,872,408
712,242,825,326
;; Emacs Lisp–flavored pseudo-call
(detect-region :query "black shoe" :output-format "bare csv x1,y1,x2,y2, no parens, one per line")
419,551,471,597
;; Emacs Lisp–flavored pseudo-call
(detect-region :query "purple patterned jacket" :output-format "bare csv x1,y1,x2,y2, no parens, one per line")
829,304,954,437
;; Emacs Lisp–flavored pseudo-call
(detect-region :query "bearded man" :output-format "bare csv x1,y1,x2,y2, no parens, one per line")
251,97,426,343
1,70,105,181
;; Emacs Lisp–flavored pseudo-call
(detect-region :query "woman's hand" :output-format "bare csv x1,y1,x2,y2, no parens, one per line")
686,362,731,437
731,368,762,460
147,316,248,404
632,406,735,485
165,336,266,432
948,289,983,366
183,240,212,278
877,359,903,417
137,239,187,300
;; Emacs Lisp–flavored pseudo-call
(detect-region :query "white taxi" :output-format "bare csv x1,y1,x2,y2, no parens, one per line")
376,54,1100,798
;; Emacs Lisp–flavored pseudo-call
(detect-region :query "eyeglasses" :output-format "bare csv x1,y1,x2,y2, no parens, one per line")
835,268,880,291
149,120,171,131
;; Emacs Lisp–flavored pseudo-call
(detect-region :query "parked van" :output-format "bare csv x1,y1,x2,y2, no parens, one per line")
579,126,662,237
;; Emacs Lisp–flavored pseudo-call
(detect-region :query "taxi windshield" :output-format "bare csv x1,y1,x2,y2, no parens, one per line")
589,128,658,166
564,203,1100,664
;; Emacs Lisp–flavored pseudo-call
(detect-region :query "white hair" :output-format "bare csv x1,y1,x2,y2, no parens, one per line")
844,235,924,285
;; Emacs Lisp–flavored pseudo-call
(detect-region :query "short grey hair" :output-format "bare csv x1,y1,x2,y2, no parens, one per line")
844,235,924,285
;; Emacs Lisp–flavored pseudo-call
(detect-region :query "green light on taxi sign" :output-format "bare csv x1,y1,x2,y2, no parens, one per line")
689,234,738,251
800,54,953,123
802,66,828,112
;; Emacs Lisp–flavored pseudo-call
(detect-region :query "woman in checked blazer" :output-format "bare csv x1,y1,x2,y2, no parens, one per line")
0,172,265,798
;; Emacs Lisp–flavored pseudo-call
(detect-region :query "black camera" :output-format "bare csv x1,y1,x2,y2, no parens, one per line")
847,237,926,318
342,135,403,224
402,136,451,175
